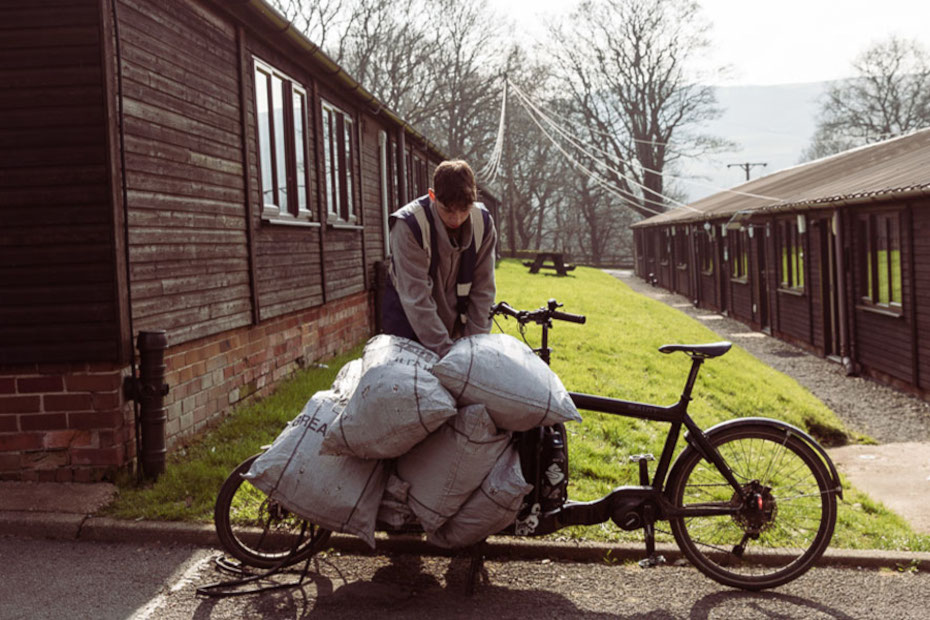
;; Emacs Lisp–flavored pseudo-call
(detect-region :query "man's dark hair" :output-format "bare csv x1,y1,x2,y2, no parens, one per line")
432,160,477,211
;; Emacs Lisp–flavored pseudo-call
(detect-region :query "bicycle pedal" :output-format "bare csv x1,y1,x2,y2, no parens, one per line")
628,453,655,462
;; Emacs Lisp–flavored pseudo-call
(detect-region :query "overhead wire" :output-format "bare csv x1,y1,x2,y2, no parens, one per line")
508,80,696,214
506,84,666,216
478,79,507,183
508,81,785,203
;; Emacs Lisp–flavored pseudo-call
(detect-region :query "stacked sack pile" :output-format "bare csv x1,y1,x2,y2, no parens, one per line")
244,333,582,549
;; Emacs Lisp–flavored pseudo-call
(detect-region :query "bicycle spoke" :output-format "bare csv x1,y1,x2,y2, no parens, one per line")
669,427,836,588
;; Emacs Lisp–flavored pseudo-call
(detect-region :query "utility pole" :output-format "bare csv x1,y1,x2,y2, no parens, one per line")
728,162,767,181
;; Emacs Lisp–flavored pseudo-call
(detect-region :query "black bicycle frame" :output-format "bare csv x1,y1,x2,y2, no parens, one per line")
518,353,749,537
508,306,749,539
569,354,746,501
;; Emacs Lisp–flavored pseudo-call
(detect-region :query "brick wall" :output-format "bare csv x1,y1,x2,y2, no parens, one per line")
161,291,371,446
0,291,372,481
0,363,132,482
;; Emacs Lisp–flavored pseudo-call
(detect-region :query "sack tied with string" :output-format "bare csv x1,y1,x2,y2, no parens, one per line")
430,333,582,431
243,390,387,548
321,335,456,459
396,403,511,533
427,443,532,549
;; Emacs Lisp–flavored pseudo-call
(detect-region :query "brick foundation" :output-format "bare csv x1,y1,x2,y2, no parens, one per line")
0,291,372,481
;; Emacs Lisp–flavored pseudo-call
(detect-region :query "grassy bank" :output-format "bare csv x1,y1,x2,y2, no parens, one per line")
105,260,930,552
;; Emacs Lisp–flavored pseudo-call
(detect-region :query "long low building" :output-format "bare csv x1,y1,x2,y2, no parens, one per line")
632,129,930,397
0,0,498,481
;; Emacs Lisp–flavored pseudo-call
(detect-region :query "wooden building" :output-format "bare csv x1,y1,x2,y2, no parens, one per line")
633,129,930,398
0,0,499,481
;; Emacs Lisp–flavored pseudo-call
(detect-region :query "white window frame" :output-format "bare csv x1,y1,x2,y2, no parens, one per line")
253,57,316,227
321,99,357,224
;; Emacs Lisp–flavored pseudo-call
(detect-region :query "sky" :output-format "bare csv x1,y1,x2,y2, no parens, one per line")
496,0,930,86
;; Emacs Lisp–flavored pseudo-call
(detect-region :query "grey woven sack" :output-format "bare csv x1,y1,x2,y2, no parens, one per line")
431,333,582,430
320,361,457,459
360,334,439,374
377,473,416,529
243,390,387,548
331,358,362,402
427,444,532,549
397,403,511,533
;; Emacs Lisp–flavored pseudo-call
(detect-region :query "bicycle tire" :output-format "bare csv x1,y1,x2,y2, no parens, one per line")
214,454,332,569
667,423,837,590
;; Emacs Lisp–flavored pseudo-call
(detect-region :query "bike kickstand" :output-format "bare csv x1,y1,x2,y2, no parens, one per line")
638,506,666,569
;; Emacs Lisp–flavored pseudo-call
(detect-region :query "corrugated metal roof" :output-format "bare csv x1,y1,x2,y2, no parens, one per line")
632,128,930,228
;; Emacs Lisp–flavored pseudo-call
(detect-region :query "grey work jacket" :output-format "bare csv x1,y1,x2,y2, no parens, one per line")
388,199,497,356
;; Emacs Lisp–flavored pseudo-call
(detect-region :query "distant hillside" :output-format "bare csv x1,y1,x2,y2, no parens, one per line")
676,81,828,202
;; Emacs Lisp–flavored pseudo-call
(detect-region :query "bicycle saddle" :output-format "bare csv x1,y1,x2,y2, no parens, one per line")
658,342,732,359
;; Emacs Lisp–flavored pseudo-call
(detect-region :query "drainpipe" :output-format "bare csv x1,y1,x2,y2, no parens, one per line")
125,331,170,479
832,212,856,375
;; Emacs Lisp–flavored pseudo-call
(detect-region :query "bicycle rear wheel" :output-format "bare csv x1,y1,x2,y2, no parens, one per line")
214,454,332,569
668,424,837,590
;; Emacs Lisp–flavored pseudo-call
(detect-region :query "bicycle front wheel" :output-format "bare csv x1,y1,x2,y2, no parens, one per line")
214,454,332,569
668,424,837,590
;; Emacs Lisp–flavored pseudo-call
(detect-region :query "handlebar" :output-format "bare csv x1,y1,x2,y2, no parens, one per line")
491,298,586,326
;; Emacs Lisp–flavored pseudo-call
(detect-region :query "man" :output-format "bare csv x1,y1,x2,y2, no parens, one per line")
382,160,497,356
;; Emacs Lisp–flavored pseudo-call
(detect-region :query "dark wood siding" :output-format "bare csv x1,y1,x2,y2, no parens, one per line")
775,290,809,343
728,280,753,323
118,0,252,343
911,203,930,390
360,118,390,282
808,217,826,351
0,1,120,364
699,272,717,309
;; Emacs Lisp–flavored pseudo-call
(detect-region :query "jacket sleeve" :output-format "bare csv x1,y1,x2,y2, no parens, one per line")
389,221,455,355
464,216,497,337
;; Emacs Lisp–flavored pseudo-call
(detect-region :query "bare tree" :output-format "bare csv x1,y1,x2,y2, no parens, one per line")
270,0,505,164
415,0,506,163
803,36,930,161
547,0,725,219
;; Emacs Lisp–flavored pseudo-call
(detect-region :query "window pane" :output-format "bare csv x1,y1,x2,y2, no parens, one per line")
344,117,354,218
794,239,804,288
271,75,287,210
293,90,308,212
889,217,902,304
323,107,335,215
254,68,275,206
877,217,890,304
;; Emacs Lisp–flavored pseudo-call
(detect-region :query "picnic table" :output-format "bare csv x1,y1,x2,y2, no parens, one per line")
522,252,576,276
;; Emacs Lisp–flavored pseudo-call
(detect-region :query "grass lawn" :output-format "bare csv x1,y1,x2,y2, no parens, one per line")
104,260,930,552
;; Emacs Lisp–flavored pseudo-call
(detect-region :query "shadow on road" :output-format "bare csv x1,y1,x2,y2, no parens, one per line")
689,589,856,619
191,553,684,618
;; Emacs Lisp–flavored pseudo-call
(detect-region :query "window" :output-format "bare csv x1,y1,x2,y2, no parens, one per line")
730,229,748,279
777,217,805,291
699,229,714,275
254,59,312,221
858,212,902,309
322,100,356,222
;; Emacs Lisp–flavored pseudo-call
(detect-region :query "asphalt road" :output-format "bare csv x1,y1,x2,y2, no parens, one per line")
2,538,929,619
